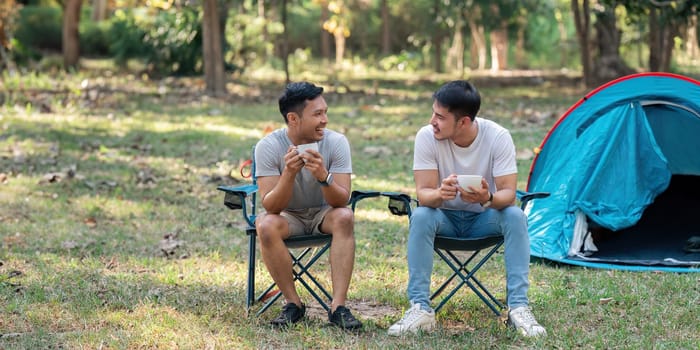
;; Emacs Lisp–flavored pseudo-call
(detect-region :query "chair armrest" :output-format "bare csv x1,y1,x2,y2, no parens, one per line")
218,184,258,209
381,192,413,216
350,190,382,203
218,184,258,227
349,190,382,211
516,190,550,210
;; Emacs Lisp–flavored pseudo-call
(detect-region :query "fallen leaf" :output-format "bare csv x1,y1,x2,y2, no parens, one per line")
84,217,97,227
158,232,186,258
61,240,78,249
599,297,614,304
104,256,118,270
39,172,62,184
3,234,25,248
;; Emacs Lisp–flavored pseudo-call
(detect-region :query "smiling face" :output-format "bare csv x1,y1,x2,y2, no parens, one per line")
288,95,328,144
430,100,460,141
430,100,478,147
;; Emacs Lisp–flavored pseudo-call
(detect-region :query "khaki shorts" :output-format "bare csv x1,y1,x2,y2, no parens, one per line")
280,205,333,236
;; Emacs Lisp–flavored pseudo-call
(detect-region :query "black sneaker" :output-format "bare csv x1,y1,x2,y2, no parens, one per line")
328,305,362,330
270,302,305,327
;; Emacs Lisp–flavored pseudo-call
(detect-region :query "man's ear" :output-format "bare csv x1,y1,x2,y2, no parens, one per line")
287,112,299,125
461,116,473,126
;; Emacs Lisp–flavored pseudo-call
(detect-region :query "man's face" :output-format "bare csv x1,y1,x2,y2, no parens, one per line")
295,96,328,142
429,100,460,140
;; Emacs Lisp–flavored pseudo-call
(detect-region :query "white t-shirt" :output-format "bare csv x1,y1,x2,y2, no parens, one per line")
413,117,517,211
255,128,352,209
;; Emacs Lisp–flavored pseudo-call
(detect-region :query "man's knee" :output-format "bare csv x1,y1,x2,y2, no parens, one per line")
326,207,354,236
409,206,437,226
256,214,287,245
500,206,528,236
502,206,527,223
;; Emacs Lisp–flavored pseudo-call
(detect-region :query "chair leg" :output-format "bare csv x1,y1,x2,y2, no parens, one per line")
253,244,333,316
247,232,256,315
431,244,505,315
290,245,332,312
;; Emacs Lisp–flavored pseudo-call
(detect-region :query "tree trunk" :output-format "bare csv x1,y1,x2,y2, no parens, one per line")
687,10,698,60
488,5,507,72
556,7,569,68
591,6,634,86
381,0,390,55
432,0,443,73
515,20,527,69
446,15,464,74
649,7,661,71
572,0,593,87
202,0,225,96
489,24,508,71
320,3,331,60
468,18,487,70
0,0,17,74
258,0,267,44
649,6,677,72
334,30,345,67
62,0,82,69
281,0,290,83
91,0,107,22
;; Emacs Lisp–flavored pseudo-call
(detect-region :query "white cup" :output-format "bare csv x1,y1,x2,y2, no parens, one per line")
457,175,482,193
296,142,319,154
296,143,319,162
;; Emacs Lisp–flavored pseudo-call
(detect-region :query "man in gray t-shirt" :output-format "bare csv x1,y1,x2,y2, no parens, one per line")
253,82,361,329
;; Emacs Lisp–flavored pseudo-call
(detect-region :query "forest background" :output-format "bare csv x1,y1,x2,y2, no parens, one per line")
1,0,700,349
1,0,700,90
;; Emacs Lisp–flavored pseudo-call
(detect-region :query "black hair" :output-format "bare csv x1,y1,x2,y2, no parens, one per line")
278,82,324,123
433,80,481,121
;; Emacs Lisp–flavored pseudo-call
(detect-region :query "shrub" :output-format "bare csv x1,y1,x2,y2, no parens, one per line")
107,8,149,67
80,19,111,57
14,5,62,52
141,8,202,76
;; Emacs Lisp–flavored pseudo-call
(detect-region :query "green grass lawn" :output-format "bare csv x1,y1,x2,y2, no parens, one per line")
1,70,698,349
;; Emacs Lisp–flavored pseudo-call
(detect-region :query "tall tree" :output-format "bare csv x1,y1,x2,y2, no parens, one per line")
381,0,390,55
322,0,351,67
202,0,225,96
488,3,508,71
445,10,465,73
686,7,698,60
91,0,107,21
432,0,444,72
467,5,487,70
591,4,634,86
281,0,290,83
609,1,700,72
0,0,19,73
62,0,82,69
572,0,593,86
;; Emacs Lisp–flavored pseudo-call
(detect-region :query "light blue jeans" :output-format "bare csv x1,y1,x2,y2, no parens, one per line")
407,205,531,311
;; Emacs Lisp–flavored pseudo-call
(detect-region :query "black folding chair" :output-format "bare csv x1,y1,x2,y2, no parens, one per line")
217,146,382,316
382,190,549,315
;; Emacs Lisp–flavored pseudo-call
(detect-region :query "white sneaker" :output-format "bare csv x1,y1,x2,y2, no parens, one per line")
387,302,436,336
508,306,547,337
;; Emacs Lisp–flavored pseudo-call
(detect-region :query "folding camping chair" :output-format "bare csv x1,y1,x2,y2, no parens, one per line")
217,146,383,316
381,190,549,315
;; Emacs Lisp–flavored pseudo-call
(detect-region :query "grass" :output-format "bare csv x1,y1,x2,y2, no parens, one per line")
1,67,699,349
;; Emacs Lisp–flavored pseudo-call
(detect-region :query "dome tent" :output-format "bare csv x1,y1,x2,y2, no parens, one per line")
526,72,700,272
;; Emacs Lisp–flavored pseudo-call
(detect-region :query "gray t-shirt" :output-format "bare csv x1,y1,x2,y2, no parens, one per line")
255,128,352,209
413,117,517,211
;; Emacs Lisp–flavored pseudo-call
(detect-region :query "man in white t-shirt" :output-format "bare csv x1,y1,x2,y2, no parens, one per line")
255,82,361,329
388,80,546,337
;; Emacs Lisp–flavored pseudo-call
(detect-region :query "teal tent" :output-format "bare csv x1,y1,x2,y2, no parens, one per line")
526,73,700,272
